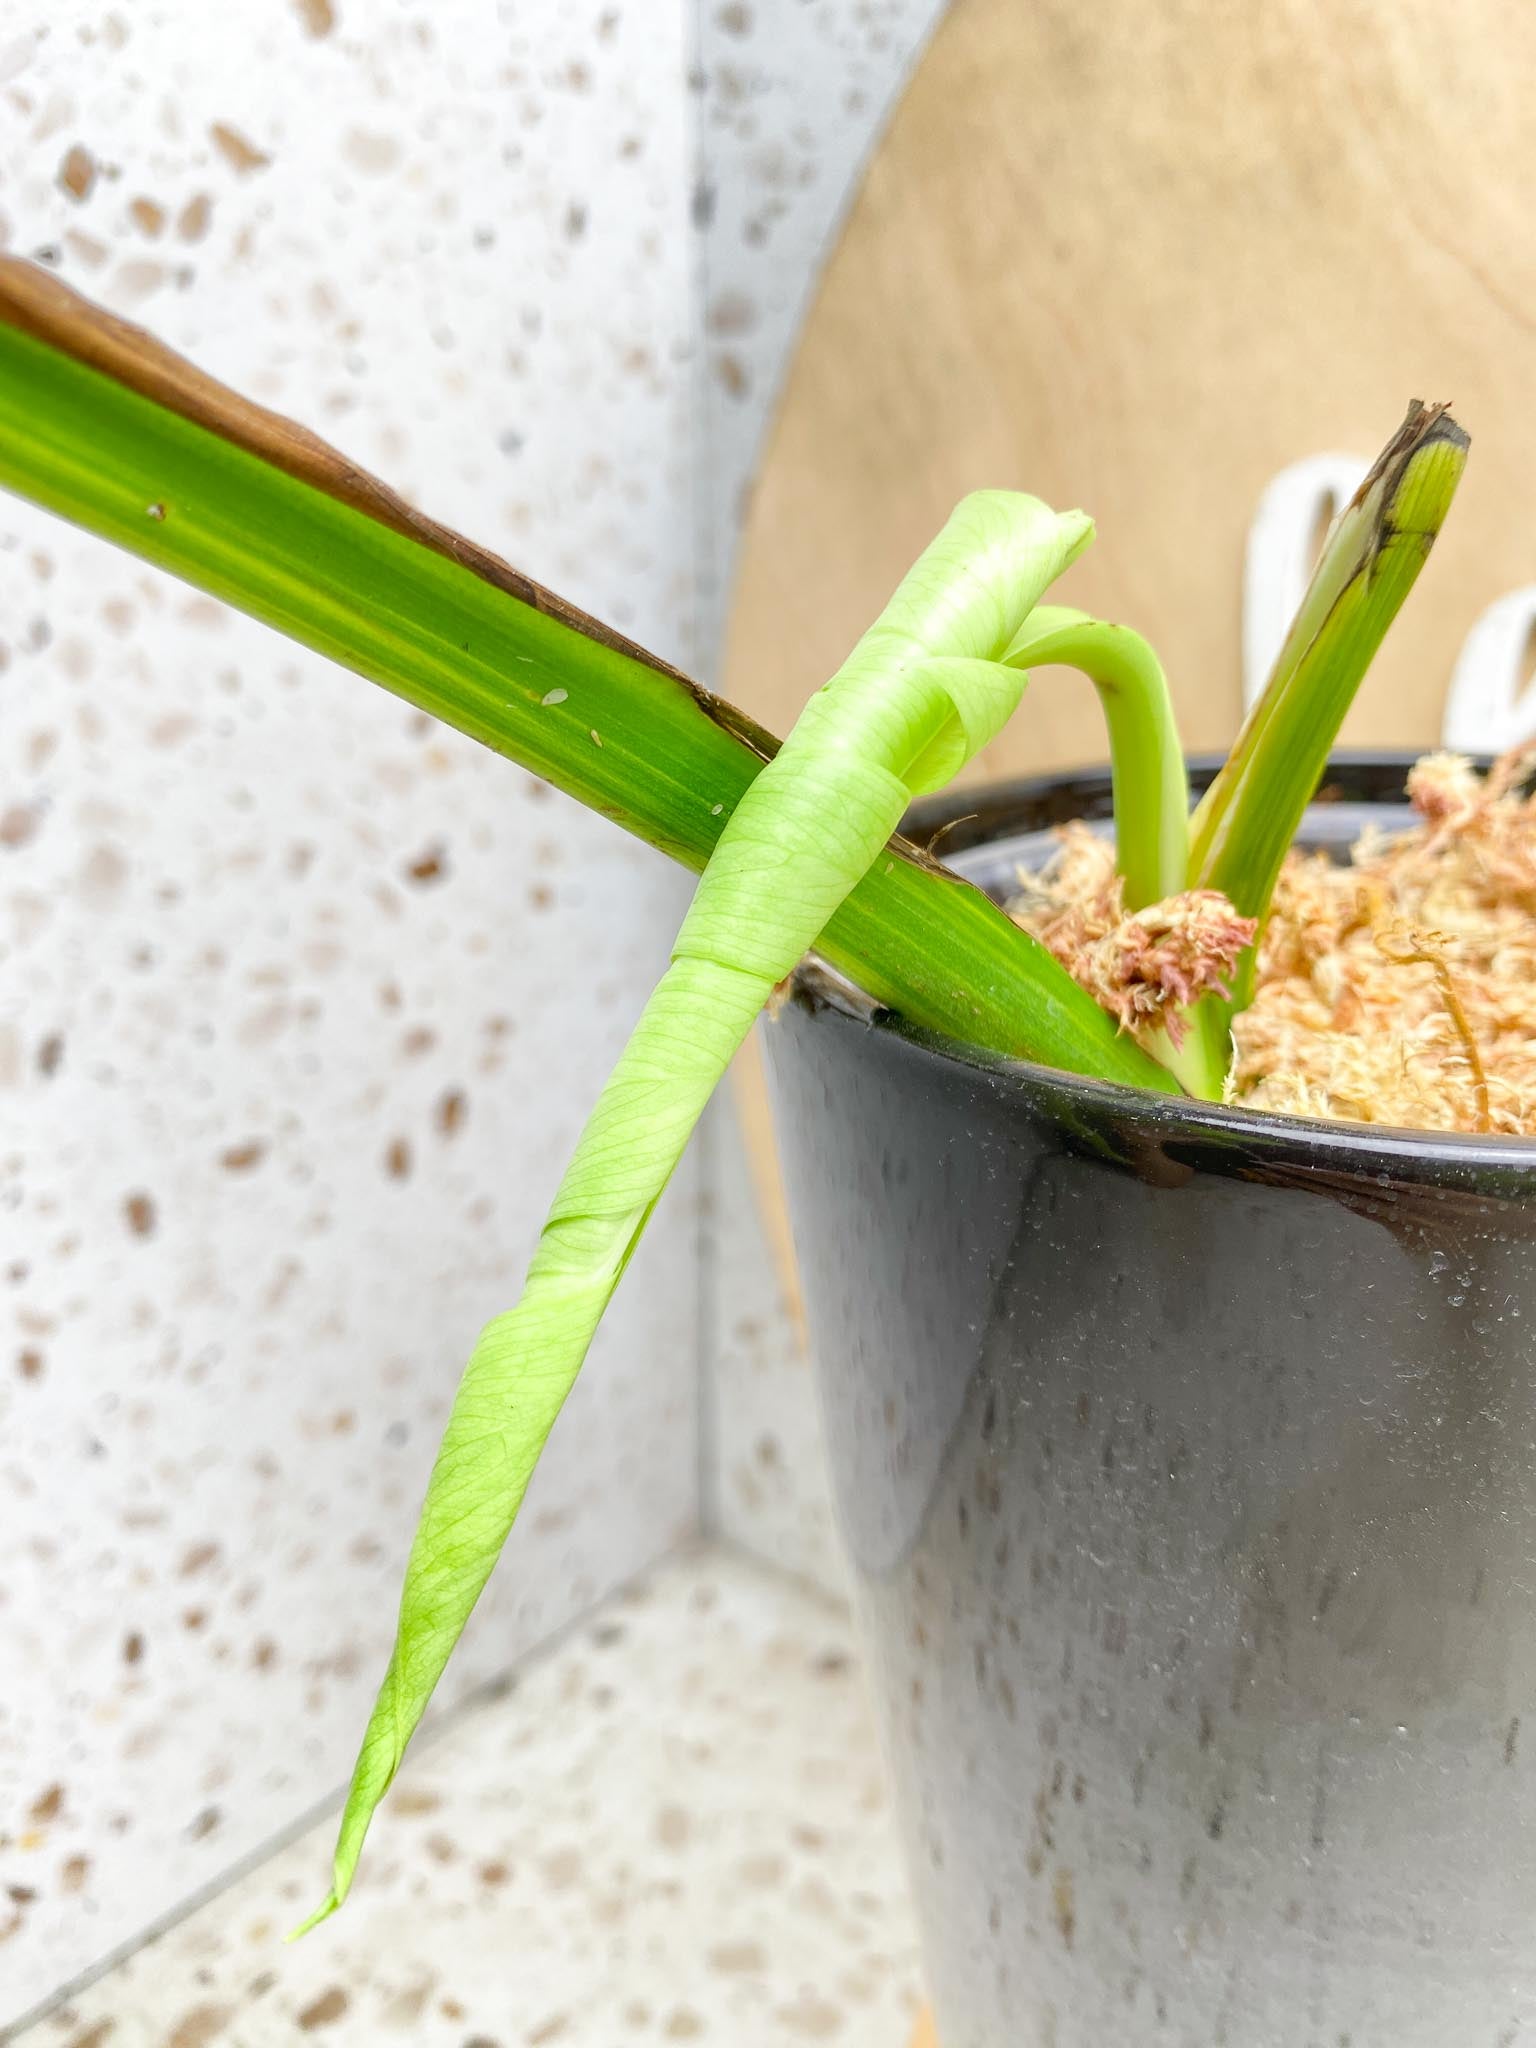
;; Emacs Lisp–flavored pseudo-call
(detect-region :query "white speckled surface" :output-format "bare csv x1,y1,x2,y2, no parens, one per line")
2,0,956,2021
695,0,951,1594
694,0,949,640
13,1547,922,2045
1,0,699,2020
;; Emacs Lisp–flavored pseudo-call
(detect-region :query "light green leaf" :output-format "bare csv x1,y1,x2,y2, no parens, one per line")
298,492,1105,1927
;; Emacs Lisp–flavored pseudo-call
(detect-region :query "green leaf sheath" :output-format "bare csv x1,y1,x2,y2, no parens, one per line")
1189,404,1469,929
0,265,1167,1094
1000,605,1188,908
297,493,1101,1929
1180,404,1467,1082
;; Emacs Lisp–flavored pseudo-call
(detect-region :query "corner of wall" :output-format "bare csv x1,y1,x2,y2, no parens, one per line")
687,0,955,1595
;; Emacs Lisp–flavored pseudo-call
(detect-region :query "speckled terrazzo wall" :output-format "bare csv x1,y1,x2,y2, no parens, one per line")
1,0,957,2020
695,0,951,1593
694,0,948,646
0,0,698,2021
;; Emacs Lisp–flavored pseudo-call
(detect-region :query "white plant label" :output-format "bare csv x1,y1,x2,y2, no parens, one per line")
1443,586,1536,753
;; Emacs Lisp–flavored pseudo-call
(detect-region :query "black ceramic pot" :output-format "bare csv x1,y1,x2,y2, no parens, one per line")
763,756,1536,2048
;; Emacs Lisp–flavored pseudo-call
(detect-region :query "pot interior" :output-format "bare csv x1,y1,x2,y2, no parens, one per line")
812,750,1536,1185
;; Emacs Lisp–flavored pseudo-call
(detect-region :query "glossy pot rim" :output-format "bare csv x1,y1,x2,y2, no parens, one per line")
793,751,1536,1190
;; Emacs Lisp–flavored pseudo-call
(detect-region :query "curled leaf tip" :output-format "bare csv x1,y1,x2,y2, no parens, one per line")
287,1890,341,1942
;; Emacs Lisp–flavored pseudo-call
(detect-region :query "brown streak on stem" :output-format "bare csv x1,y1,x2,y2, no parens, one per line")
0,256,777,762
1289,401,1464,673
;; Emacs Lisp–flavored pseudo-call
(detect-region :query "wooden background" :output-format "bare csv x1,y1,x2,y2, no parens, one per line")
724,0,1536,774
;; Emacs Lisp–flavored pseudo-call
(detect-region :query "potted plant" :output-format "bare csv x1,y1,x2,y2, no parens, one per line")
768,739,1536,2047
3,258,1530,2045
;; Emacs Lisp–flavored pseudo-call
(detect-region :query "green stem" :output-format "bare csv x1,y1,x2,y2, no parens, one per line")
1189,402,1468,928
1183,401,1468,1059
1147,1005,1232,1103
1002,606,1188,908
1001,606,1223,1095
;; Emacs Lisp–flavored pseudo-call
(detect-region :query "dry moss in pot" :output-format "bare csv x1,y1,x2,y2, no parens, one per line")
766,754,1536,2048
1008,749,1536,1135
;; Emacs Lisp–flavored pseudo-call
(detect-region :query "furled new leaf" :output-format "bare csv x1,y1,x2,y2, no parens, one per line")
297,493,1106,1927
